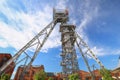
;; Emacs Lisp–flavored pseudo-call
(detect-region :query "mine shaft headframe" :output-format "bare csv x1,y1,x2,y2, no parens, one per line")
53,8,69,23
0,8,69,79
60,24,79,77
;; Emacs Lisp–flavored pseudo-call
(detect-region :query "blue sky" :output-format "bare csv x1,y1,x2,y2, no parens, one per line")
0,0,120,77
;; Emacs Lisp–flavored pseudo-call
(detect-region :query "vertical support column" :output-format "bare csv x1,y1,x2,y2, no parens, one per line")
60,24,79,79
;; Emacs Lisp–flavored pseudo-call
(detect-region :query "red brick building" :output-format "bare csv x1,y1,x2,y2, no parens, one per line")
85,69,120,80
85,69,102,80
78,70,89,80
14,65,44,80
56,73,64,80
112,56,120,80
13,55,120,80
46,72,59,80
14,67,120,80
112,67,120,80
0,53,15,77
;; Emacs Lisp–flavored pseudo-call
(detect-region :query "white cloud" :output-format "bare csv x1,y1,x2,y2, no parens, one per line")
113,49,120,55
76,0,99,43
91,46,105,56
0,0,119,57
0,1,61,53
0,39,8,48
69,0,111,57
56,0,68,9
90,47,120,57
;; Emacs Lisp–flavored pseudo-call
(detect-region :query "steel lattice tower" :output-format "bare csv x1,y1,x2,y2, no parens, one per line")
60,24,79,78
0,9,105,80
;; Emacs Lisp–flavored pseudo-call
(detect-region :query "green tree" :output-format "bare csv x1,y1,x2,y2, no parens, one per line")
33,69,47,80
48,77,54,80
100,68,114,80
0,74,10,80
68,73,79,80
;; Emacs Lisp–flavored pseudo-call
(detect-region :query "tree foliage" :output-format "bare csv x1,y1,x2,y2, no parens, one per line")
0,74,10,80
48,77,54,80
100,68,114,80
68,73,79,80
33,69,47,80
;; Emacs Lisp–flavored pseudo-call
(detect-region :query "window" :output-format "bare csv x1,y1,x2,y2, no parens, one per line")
3,57,7,62
86,77,89,80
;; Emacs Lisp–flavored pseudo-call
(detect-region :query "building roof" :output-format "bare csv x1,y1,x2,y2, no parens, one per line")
112,67,120,73
85,69,101,77
0,53,15,78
